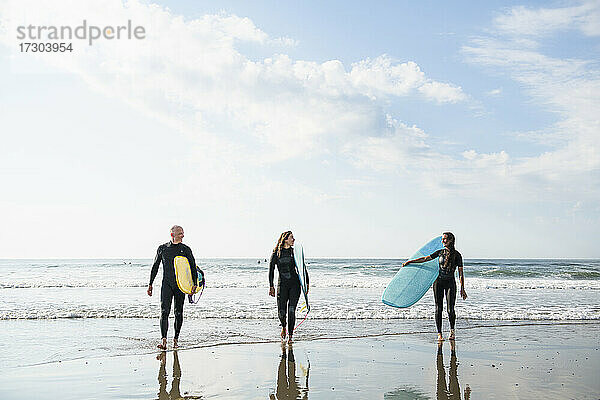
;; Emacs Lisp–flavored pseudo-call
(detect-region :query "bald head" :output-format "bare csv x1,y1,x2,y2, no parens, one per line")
170,225,184,244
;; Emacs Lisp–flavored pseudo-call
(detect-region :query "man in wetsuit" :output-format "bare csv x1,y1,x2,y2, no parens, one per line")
147,225,197,350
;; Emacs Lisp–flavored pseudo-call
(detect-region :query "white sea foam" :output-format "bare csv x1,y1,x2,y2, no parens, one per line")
1,285,598,320
3,306,598,321
1,259,599,321
3,275,599,290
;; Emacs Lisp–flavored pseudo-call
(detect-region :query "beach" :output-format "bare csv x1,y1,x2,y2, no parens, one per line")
0,320,598,399
2,0,599,397
1,258,599,398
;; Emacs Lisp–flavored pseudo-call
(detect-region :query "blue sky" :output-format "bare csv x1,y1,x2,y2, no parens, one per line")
0,0,598,258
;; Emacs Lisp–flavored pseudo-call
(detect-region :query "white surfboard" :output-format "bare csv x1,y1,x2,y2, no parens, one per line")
293,243,310,312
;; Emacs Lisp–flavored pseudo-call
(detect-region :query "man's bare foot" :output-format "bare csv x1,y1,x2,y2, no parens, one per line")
173,338,178,349
448,329,455,340
157,338,167,350
437,333,444,342
280,328,287,341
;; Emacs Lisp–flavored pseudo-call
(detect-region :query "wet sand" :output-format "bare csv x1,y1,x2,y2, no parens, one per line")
0,321,598,399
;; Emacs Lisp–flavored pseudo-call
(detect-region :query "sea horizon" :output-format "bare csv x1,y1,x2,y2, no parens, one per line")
3,257,600,260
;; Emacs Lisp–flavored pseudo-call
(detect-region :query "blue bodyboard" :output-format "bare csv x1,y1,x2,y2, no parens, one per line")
382,236,443,308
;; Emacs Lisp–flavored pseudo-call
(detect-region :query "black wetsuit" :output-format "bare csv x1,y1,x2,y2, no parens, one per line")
269,247,309,334
429,248,463,334
150,242,197,340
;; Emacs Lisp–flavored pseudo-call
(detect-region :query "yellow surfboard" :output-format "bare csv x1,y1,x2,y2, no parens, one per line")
174,256,199,294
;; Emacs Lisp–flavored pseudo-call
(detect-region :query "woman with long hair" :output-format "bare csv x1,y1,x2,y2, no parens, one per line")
268,231,309,344
402,232,467,341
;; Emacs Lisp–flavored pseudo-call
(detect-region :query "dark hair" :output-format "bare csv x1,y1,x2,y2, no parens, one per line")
442,232,456,269
274,231,293,258
443,232,455,249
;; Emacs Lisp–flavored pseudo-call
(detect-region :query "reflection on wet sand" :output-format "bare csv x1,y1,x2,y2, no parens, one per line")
156,351,203,400
385,341,471,400
270,344,309,400
436,340,470,400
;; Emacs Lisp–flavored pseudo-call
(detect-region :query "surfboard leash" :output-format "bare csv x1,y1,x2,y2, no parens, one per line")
188,267,206,304
294,313,308,331
188,282,205,304
293,303,309,331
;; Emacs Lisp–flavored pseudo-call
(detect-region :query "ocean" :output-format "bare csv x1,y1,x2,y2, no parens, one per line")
1,257,599,368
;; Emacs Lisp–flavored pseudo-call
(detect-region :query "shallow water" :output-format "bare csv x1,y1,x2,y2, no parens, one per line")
1,258,599,368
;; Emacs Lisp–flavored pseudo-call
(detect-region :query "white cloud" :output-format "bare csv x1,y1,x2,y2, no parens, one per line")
1,0,599,257
342,117,516,197
348,57,425,98
494,1,600,37
460,2,600,201
2,0,595,209
0,0,467,171
418,80,467,103
348,56,466,103
342,115,433,172
271,36,298,47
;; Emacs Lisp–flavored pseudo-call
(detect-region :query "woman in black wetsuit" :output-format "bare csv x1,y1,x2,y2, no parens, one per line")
268,231,309,344
403,232,467,341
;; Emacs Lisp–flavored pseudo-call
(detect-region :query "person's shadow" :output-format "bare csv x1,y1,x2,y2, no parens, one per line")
270,343,309,400
157,351,202,400
436,340,471,400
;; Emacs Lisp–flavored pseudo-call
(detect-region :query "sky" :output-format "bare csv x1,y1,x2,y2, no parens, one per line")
0,0,598,258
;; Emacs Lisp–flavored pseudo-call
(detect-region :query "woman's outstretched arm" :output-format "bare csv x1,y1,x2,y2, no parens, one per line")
402,255,433,267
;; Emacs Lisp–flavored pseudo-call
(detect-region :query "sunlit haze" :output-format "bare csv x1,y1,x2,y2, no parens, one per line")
1,0,598,258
